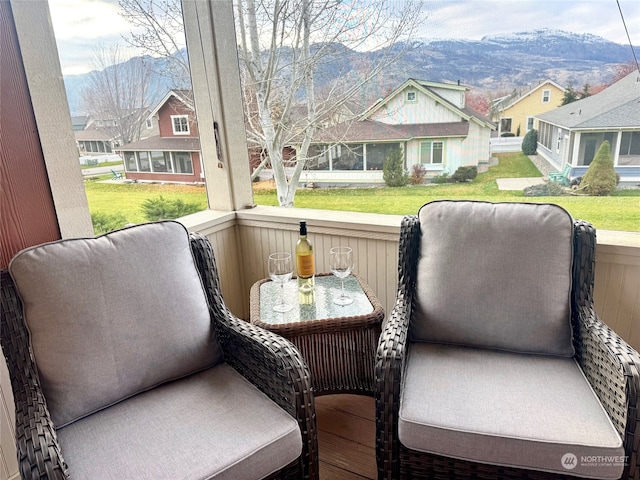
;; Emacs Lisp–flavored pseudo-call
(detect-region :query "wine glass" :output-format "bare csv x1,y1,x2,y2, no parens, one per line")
330,246,354,306
268,252,294,312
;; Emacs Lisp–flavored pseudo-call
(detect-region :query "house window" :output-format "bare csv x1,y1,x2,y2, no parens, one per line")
307,145,330,170
366,143,399,170
406,91,416,102
526,117,535,131
151,151,171,172
124,152,137,171
420,141,444,164
173,152,193,174
171,115,190,135
137,151,151,172
146,118,153,129
500,118,512,134
542,90,550,103
619,131,640,166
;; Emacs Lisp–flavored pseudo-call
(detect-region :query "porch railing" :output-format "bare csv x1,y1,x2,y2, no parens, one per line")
1,207,639,480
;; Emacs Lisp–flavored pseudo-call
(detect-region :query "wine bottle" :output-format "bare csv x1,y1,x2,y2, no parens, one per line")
296,221,315,293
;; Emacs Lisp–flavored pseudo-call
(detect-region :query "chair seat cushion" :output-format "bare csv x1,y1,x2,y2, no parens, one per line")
56,363,302,480
398,343,625,479
412,201,575,356
9,221,223,427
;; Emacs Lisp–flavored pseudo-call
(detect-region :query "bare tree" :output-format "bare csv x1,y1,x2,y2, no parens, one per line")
119,0,191,89
118,0,423,206
81,44,154,146
237,0,424,206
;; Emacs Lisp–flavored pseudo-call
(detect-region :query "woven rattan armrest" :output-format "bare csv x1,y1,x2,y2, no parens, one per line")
569,220,640,478
374,214,420,480
575,304,640,478
375,295,410,480
0,270,69,480
189,233,319,480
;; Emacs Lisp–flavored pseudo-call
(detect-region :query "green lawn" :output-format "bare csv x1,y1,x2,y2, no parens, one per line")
85,153,640,232
85,181,208,225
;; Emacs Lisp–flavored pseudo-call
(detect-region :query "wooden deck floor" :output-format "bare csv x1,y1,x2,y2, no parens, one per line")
316,394,376,480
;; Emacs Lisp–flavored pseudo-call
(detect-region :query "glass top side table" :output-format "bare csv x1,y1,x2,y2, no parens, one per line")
250,273,384,396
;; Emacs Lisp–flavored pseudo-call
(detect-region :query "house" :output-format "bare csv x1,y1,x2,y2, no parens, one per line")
491,79,565,136
75,110,157,164
117,90,204,184
535,70,640,183
71,115,88,131
302,79,495,185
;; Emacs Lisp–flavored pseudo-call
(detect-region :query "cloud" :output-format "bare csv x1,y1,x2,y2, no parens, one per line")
50,0,139,74
419,0,640,45
49,0,640,75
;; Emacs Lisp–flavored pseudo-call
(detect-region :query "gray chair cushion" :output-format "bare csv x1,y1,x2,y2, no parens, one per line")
399,343,625,479
412,200,574,356
56,364,302,480
9,221,223,427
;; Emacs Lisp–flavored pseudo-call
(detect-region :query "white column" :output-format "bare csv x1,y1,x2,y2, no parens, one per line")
182,0,254,211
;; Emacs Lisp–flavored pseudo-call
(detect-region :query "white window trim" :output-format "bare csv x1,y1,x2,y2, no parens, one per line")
500,118,513,133
420,140,444,165
526,116,535,131
406,91,417,102
542,89,551,103
171,115,190,135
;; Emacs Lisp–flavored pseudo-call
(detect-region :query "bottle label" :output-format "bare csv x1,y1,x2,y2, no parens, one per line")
297,253,315,277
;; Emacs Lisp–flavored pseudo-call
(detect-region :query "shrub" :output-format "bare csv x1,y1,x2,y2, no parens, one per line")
581,141,617,196
501,132,515,137
521,129,538,155
91,212,128,235
383,147,408,187
451,166,478,183
409,164,427,185
523,182,565,197
141,195,202,221
431,173,451,184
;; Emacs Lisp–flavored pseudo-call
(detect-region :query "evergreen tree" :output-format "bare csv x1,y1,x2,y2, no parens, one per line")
561,83,578,105
383,147,408,187
581,141,617,196
521,129,538,155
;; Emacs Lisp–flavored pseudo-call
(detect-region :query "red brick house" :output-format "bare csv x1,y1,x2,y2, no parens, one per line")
118,90,204,183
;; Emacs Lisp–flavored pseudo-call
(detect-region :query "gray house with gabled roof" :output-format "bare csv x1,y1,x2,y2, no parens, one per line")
535,70,640,183
300,79,495,185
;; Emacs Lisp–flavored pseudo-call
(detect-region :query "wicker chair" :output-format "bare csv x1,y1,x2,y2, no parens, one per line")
375,200,640,480
1,221,318,480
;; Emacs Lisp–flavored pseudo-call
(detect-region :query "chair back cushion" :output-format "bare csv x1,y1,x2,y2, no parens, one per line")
9,221,223,427
411,201,574,356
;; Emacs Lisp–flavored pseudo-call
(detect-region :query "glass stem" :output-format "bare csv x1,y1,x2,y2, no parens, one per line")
281,282,285,306
341,279,345,298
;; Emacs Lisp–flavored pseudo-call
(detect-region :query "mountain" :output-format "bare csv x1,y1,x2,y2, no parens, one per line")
388,29,634,90
63,29,636,115
64,54,188,116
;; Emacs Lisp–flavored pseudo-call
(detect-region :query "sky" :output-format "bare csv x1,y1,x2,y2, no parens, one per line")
49,0,640,76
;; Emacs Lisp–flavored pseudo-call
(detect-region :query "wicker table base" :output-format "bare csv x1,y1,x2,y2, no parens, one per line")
250,274,384,396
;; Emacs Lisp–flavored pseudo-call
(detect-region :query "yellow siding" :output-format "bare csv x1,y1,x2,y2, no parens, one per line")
499,82,565,135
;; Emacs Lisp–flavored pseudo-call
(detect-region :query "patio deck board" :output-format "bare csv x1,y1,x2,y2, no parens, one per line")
317,394,376,479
